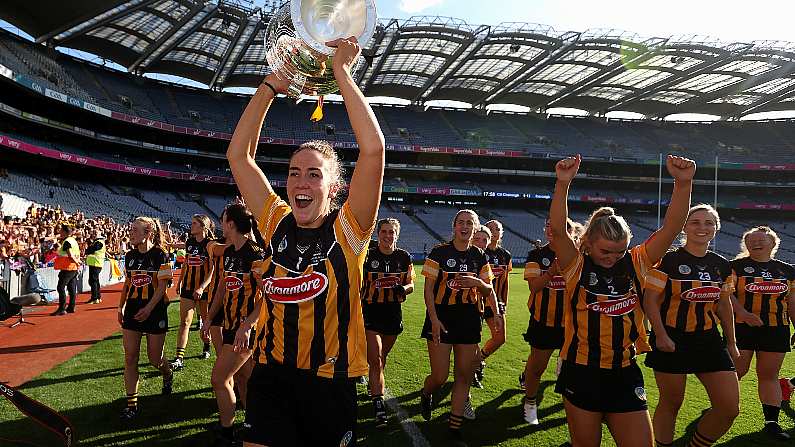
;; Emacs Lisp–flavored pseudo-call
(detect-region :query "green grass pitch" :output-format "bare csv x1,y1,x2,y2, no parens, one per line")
1,267,794,446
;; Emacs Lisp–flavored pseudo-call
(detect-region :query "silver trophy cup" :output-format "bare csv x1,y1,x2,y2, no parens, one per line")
264,0,377,97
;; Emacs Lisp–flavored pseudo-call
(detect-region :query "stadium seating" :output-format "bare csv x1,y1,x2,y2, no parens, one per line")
4,29,795,165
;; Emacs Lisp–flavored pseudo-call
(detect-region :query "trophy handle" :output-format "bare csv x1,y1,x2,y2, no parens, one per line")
288,73,307,99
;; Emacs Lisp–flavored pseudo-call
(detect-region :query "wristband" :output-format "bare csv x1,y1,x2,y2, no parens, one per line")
261,80,277,96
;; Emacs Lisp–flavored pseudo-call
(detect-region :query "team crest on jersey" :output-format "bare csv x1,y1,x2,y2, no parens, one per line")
635,386,647,401
263,272,329,304
371,260,380,269
587,294,638,316
744,266,755,274
588,272,598,286
542,257,551,267
131,274,152,288
678,265,691,275
446,259,456,268
681,285,721,302
746,281,788,294
186,256,203,266
277,236,287,253
225,276,244,291
374,275,401,289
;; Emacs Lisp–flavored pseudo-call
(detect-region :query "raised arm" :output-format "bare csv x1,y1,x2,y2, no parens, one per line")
328,37,385,230
644,155,696,264
549,155,580,271
226,74,290,219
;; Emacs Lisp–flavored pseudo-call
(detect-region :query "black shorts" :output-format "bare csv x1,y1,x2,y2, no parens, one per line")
222,327,256,349
523,318,565,350
362,301,403,336
736,323,791,353
121,300,168,335
179,289,209,301
421,304,482,345
555,360,647,413
483,301,506,320
645,326,735,374
243,363,357,447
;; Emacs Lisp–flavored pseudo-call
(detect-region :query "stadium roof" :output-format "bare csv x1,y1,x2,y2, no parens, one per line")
4,0,795,118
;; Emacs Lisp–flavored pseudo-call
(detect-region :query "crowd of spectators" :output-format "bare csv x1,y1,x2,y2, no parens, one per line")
0,204,130,268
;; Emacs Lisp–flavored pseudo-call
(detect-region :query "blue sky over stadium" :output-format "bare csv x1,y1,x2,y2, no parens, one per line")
369,0,795,43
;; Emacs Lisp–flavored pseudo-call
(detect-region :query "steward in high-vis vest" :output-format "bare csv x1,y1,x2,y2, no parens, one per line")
85,231,106,304
52,224,82,316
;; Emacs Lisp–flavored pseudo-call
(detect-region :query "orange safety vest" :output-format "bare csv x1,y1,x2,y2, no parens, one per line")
54,236,80,271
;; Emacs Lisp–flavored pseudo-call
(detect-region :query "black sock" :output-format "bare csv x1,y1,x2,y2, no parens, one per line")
221,424,234,439
763,404,781,423
525,395,537,406
203,342,210,351
449,413,463,431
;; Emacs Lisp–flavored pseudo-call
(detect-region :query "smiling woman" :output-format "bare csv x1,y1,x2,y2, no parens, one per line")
226,36,385,447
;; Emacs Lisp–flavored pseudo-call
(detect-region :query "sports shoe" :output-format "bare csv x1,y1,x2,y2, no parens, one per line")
421,391,433,421
463,397,476,420
519,371,526,390
201,349,211,360
780,378,794,402
763,421,791,440
162,372,173,395
170,358,185,371
374,398,388,428
119,406,139,420
357,375,368,386
50,309,66,316
523,397,539,425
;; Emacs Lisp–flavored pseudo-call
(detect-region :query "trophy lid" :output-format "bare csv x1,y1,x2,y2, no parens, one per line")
290,0,378,56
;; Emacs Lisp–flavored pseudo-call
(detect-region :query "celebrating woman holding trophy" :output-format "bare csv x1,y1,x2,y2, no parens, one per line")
226,1,382,446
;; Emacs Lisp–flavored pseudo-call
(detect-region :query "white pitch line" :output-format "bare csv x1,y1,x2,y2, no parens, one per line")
383,387,432,447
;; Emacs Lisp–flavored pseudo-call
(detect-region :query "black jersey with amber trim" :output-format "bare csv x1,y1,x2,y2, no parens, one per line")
561,245,651,369
220,240,266,332
647,248,733,333
123,247,172,302
180,237,212,294
361,247,414,304
421,242,493,306
485,247,512,304
731,257,794,327
253,193,372,380
524,244,566,328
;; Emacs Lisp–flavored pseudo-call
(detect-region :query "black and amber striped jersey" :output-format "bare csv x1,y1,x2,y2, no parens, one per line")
524,244,566,328
361,246,415,304
646,248,734,333
123,246,172,303
561,244,652,369
422,242,493,306
180,236,212,293
206,240,227,306
253,192,374,379
730,257,795,327
485,247,512,304
220,240,266,332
